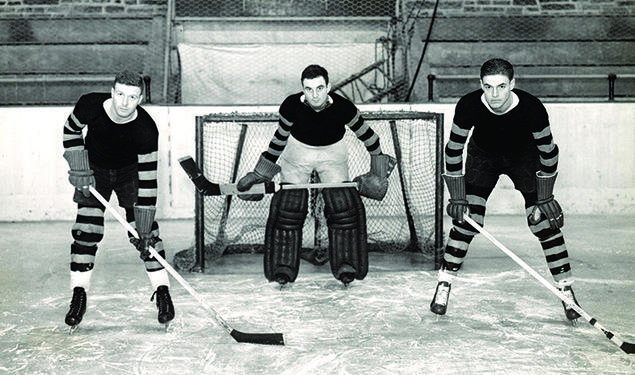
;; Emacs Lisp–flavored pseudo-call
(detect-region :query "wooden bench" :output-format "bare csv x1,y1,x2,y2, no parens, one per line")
416,16,635,101
0,17,162,105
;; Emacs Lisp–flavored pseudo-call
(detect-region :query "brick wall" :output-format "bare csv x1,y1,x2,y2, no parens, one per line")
406,0,633,16
0,0,632,17
0,0,166,17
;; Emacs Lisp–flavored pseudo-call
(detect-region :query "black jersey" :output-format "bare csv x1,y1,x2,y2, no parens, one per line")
62,92,159,206
263,92,382,162
446,89,559,175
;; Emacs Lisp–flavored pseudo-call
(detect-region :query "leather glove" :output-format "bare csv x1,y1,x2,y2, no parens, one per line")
443,173,469,223
63,150,95,198
237,153,281,201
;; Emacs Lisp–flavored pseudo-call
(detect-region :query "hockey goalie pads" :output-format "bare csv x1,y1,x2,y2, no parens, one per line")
322,187,368,284
443,173,469,223
529,172,564,230
264,189,308,284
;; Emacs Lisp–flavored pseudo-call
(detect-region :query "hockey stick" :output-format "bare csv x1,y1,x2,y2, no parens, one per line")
178,155,358,195
463,214,634,354
88,186,285,346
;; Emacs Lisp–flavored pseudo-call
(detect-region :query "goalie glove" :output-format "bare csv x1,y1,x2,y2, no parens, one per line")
443,173,469,223
353,153,397,201
529,172,564,230
236,153,281,201
129,205,156,260
63,150,95,198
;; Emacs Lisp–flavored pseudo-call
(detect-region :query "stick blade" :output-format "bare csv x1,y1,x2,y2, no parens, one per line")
621,341,635,354
178,155,201,179
230,329,285,346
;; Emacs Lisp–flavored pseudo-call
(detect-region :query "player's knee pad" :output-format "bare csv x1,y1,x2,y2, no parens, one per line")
264,189,308,284
322,187,368,283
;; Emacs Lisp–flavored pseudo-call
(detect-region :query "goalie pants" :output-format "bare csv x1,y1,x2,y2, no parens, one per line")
442,143,573,282
278,135,349,184
70,163,165,274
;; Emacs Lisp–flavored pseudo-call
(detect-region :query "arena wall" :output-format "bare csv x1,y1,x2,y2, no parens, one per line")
0,102,633,221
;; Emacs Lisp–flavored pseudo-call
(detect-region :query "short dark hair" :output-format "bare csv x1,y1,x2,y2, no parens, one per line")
113,70,144,90
480,58,514,80
301,64,329,85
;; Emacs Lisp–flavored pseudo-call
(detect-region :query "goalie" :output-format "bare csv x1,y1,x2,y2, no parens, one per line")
236,64,396,286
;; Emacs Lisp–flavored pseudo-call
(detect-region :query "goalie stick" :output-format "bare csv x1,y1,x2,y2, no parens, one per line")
178,155,358,196
463,214,634,354
88,186,285,346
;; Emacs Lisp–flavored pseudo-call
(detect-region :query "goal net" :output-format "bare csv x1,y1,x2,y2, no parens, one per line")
176,106,444,272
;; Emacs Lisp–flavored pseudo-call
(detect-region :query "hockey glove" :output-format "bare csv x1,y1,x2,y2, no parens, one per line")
353,153,397,201
443,173,469,223
370,153,397,179
529,172,564,230
129,205,157,260
237,153,281,201
63,150,95,198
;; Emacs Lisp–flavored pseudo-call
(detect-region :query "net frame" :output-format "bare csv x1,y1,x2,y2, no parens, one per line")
190,108,444,272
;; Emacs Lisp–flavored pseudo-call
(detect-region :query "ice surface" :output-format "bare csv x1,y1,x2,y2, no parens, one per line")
0,216,633,374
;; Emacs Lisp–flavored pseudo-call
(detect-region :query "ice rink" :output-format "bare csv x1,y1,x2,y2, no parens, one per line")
0,215,633,374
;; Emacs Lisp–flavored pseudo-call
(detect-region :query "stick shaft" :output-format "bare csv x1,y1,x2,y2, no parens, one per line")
219,181,358,195
463,214,632,352
89,186,234,334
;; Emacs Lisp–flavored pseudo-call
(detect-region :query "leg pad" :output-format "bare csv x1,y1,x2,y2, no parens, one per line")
264,189,308,284
322,187,368,282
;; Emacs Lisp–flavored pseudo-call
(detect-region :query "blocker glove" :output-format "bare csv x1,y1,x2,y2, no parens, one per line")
529,172,564,230
443,173,469,223
63,150,95,198
354,153,397,201
237,153,281,201
129,205,157,260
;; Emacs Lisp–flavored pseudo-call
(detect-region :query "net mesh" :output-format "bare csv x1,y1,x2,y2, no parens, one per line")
184,109,442,269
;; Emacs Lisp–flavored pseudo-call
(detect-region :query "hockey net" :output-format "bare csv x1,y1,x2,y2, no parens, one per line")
178,106,444,271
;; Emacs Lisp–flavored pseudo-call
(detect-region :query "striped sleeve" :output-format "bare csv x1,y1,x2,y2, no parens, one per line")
62,111,87,152
532,125,559,174
263,115,293,163
137,151,158,206
347,110,382,155
445,121,472,174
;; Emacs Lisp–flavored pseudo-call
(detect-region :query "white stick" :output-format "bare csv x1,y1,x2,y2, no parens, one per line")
463,214,634,353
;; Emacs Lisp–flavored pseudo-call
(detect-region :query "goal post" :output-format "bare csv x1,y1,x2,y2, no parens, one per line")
178,106,445,273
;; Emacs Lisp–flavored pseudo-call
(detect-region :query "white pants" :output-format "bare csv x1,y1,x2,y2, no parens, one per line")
279,135,349,184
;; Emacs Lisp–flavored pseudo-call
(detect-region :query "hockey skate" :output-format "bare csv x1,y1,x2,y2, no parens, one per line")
430,281,451,316
559,285,581,324
151,285,175,330
65,286,87,334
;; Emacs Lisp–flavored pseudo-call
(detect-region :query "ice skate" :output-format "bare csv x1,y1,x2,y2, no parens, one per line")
335,264,356,286
430,281,451,315
65,286,87,334
151,285,175,330
559,284,581,324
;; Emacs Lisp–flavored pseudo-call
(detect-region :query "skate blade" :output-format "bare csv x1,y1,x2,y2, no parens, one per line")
569,318,578,327
68,325,80,335
163,322,170,332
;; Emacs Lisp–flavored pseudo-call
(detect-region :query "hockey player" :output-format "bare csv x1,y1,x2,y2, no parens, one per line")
62,71,174,330
236,64,396,286
431,58,581,321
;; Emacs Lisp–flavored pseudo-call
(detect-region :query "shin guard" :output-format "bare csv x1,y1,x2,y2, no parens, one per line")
264,189,308,284
322,187,368,283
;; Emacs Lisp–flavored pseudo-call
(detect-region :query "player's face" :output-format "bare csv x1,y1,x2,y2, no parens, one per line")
302,76,330,111
111,83,143,120
480,74,515,113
